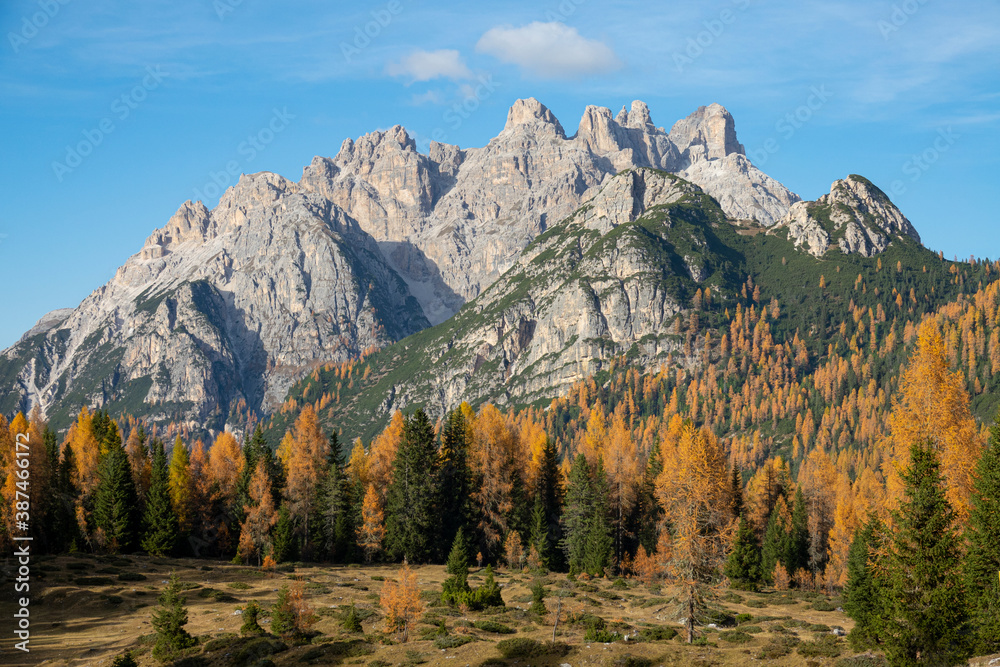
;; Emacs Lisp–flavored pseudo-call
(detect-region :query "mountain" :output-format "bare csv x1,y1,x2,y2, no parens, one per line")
271,168,942,443
773,174,921,258
0,99,907,435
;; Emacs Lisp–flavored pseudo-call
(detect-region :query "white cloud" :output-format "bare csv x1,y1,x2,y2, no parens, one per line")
475,21,622,79
386,49,473,82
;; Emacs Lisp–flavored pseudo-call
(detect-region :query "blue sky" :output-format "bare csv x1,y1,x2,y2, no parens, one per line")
1,0,998,349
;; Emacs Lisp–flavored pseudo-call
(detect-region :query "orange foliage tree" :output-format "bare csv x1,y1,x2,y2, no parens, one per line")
380,563,424,642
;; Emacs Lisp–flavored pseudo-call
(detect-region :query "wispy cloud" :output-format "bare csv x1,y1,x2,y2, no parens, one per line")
476,21,622,79
386,49,473,82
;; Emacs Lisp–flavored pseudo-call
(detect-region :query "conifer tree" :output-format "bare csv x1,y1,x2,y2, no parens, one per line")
151,573,196,660
437,409,473,557
843,515,887,650
561,454,593,574
724,515,761,590
317,453,353,563
882,441,970,666
582,458,613,576
635,440,664,554
528,497,551,570
534,436,564,569
385,409,438,563
167,437,193,535
442,527,471,604
142,438,178,556
272,503,296,563
730,465,744,519
761,510,786,584
93,422,139,553
784,487,810,576
964,413,1000,654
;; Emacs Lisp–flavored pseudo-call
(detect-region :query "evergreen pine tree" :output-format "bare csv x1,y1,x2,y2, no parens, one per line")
529,579,547,616
843,515,888,650
582,458,613,576
730,465,744,519
634,440,664,554
724,515,762,590
528,497,551,570
437,409,472,557
385,409,439,563
151,573,196,659
317,454,353,563
535,436,564,570
442,527,471,604
240,601,266,636
93,422,140,553
964,413,1000,654
784,487,810,576
882,441,970,667
141,439,178,556
272,503,296,563
761,510,786,584
561,454,593,574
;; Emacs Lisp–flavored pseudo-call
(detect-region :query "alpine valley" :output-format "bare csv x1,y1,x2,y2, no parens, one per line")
0,98,976,443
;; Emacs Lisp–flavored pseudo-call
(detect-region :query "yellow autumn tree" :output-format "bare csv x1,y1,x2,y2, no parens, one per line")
883,320,983,521
64,407,101,499
167,436,194,533
237,459,278,565
581,407,606,466
470,404,519,554
347,439,369,488
357,483,385,563
367,410,404,504
656,423,733,643
285,405,330,548
380,563,424,642
824,472,858,589
124,425,152,503
604,407,640,566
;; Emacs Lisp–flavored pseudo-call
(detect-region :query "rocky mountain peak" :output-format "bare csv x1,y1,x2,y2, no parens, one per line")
503,97,565,137
774,174,920,257
668,103,745,162
141,200,213,259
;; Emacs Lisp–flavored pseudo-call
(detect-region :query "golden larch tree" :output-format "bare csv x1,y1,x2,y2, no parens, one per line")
604,407,641,566
357,483,385,562
883,320,983,521
380,563,424,642
237,459,278,565
470,404,519,554
284,404,330,547
367,410,404,504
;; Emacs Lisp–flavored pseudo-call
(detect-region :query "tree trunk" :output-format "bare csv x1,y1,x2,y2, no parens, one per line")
687,590,695,643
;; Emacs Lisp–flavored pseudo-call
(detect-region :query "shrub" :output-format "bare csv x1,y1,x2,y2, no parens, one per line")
797,634,843,658
342,604,363,633
110,651,138,667
739,625,764,634
496,638,545,659
228,581,251,590
233,637,288,666
835,653,888,667
811,599,837,611
719,630,754,644
529,580,547,616
118,572,147,582
434,635,474,649
745,598,767,608
702,610,736,627
271,584,318,639
612,657,652,667
472,619,515,634
757,635,800,660
75,577,115,586
735,613,753,624
240,601,266,636
637,625,678,642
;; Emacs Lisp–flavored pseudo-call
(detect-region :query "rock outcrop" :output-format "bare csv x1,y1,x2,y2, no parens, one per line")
773,175,920,257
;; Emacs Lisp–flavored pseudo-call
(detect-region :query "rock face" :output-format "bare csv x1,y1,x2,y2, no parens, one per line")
310,170,745,438
0,174,427,430
1,98,801,432
773,175,920,257
298,98,799,324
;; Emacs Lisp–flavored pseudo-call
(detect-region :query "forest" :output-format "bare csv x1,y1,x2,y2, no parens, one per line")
4,260,1000,666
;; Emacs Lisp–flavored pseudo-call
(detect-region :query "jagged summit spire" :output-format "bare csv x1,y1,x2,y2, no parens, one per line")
503,98,565,137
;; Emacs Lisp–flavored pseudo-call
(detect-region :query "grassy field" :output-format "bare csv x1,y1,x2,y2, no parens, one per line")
0,553,987,667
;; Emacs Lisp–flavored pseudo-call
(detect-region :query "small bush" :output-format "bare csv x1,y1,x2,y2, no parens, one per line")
241,601,266,636
745,598,767,608
611,578,629,589
75,577,114,586
637,625,678,642
495,638,545,659
719,630,754,644
472,619,515,634
735,613,753,624
739,625,764,634
798,635,843,658
434,635,474,649
613,656,653,667
811,599,837,611
228,581,251,590
757,635,800,660
702,610,736,627
118,572,147,582
342,604,364,633
66,562,90,571
110,651,138,667
233,637,288,666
